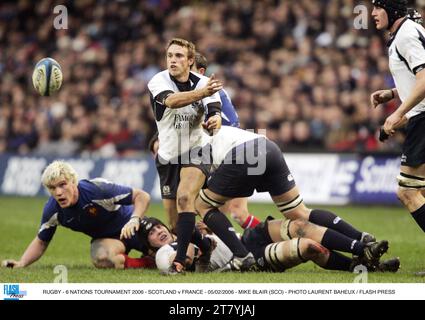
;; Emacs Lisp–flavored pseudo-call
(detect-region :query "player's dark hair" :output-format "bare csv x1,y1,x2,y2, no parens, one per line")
194,53,208,70
138,217,171,253
148,131,159,155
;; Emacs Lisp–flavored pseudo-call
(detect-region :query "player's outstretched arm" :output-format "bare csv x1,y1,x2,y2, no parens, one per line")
370,88,397,108
120,189,151,239
1,237,49,268
164,74,223,109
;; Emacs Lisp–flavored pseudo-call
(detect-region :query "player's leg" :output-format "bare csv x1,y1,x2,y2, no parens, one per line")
267,219,388,263
196,188,254,264
172,166,209,272
397,164,425,233
163,198,178,230
90,238,126,269
221,197,260,229
270,187,370,242
264,238,352,272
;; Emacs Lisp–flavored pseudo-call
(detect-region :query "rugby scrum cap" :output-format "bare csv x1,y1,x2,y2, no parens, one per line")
138,217,170,252
372,0,408,29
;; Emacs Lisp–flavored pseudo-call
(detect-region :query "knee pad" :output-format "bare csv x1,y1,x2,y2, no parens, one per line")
397,172,425,189
264,238,305,271
279,218,292,241
276,195,303,214
199,189,225,208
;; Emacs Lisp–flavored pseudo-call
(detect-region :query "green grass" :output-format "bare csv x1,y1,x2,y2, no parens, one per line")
0,196,424,283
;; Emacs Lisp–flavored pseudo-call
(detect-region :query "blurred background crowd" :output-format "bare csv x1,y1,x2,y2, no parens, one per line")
1,0,422,157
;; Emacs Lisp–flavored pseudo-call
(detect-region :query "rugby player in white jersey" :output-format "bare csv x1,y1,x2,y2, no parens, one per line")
148,38,254,274
370,0,425,275
195,126,391,270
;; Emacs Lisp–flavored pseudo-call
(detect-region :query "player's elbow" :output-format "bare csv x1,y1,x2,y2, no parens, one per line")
133,189,150,204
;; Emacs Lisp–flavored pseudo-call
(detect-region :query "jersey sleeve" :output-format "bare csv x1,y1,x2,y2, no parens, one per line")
147,73,174,100
397,27,425,74
37,199,59,242
220,89,240,127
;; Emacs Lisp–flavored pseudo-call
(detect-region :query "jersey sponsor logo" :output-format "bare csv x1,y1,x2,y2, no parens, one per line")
401,154,407,163
287,174,294,182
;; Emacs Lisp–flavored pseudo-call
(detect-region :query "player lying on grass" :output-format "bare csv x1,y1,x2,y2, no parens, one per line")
140,216,399,274
195,126,391,270
1,160,154,270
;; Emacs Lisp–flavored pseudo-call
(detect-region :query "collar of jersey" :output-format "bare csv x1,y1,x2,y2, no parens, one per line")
387,17,408,47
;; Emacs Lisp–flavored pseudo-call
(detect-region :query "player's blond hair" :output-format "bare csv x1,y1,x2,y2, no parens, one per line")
41,160,78,187
166,38,196,59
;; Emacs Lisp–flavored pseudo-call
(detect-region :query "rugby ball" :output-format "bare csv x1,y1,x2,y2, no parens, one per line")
32,57,63,96
155,244,176,274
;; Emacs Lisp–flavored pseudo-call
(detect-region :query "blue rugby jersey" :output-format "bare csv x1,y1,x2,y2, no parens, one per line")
38,179,134,242
220,89,240,128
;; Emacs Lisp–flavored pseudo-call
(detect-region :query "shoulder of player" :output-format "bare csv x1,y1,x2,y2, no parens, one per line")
395,19,424,43
148,70,170,85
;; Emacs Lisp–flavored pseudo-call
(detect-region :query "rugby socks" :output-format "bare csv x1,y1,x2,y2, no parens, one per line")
324,251,352,271
174,212,196,265
309,209,362,240
204,209,249,258
321,229,365,256
122,255,156,269
191,227,211,254
411,204,425,232
241,214,261,229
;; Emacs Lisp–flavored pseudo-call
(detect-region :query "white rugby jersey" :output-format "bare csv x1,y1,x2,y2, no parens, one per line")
205,235,233,271
208,126,265,169
388,18,425,118
148,70,221,161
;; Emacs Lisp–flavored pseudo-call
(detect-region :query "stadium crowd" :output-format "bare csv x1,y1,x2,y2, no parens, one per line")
0,0,421,157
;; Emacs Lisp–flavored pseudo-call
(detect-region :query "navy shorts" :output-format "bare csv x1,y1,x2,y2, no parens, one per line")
91,232,147,255
156,145,212,199
402,112,425,167
207,138,295,198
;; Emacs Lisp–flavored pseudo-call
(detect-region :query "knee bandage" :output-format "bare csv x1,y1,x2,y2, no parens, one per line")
199,189,225,208
397,172,425,189
276,195,303,214
279,218,292,241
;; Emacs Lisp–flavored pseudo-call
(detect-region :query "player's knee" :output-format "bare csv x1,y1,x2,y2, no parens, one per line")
397,187,419,207
299,239,327,261
92,251,114,269
177,193,192,211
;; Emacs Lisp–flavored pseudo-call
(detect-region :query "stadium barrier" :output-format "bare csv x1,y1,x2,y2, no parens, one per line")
0,153,400,205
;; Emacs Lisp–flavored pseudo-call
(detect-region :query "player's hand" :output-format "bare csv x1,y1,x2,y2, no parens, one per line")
120,216,141,240
1,259,22,269
204,74,223,97
370,89,394,108
383,112,403,136
202,114,222,134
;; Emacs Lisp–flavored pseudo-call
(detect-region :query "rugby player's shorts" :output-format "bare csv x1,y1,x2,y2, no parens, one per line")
402,112,425,167
207,138,296,198
156,144,212,199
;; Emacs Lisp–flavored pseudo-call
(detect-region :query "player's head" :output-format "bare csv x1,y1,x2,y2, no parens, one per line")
139,217,173,252
148,132,159,157
191,52,208,75
372,0,408,30
166,38,195,80
41,160,79,208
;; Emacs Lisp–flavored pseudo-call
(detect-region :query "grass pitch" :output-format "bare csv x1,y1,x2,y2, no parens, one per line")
0,196,424,283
